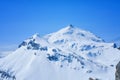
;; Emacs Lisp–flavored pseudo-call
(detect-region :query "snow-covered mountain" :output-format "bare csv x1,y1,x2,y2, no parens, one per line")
0,25,120,80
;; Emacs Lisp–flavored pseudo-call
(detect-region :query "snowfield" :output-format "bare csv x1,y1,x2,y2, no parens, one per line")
0,25,120,80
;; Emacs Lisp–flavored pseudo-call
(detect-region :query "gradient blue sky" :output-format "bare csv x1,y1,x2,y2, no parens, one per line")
0,0,120,50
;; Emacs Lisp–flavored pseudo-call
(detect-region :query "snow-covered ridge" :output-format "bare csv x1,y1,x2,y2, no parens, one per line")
0,25,120,80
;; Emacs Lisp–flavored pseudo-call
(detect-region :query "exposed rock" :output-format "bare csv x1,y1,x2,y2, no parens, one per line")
116,62,120,80
89,77,100,80
89,78,94,80
118,47,120,50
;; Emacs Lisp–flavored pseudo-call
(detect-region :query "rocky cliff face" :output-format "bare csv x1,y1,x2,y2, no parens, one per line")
116,62,120,80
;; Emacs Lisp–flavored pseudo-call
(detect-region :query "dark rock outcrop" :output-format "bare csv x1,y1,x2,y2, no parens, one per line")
118,47,120,50
116,62,120,80
89,77,99,80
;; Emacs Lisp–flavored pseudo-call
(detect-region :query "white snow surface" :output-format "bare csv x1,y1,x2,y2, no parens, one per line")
0,25,120,80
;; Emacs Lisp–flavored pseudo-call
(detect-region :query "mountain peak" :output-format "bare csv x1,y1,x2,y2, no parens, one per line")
64,24,76,31
67,24,74,28
57,25,77,35
32,33,40,39
44,25,104,45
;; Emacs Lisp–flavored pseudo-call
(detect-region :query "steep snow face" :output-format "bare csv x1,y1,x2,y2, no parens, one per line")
0,25,120,80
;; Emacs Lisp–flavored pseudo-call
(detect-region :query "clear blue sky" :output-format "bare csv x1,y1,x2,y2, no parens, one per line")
0,0,120,48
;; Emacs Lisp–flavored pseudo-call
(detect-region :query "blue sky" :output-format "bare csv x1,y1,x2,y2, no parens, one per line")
0,0,120,50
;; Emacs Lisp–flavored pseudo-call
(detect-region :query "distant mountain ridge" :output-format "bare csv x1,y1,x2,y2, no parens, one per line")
0,25,120,80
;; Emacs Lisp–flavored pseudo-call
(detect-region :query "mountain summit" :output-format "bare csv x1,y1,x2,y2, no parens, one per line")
0,25,120,80
45,25,104,44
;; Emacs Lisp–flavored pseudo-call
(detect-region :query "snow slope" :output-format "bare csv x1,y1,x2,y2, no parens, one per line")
0,25,120,80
